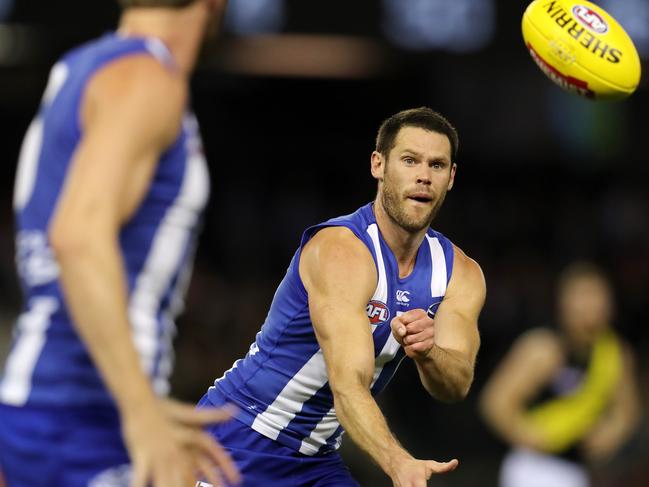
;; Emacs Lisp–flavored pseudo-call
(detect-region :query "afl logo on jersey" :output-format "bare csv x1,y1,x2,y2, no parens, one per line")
367,300,390,324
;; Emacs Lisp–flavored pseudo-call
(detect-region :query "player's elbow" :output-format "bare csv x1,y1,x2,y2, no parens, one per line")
50,224,83,259
437,380,472,404
478,383,509,427
49,218,102,261
329,371,371,405
429,366,473,403
454,379,473,403
478,388,495,420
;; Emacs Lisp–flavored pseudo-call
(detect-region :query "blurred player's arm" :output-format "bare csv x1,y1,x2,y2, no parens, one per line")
479,328,563,450
49,55,237,487
391,246,484,403
581,344,641,462
300,227,457,486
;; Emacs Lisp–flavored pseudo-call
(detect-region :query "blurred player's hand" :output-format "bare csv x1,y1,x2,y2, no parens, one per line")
389,457,458,486
390,309,435,360
122,397,240,487
581,427,620,463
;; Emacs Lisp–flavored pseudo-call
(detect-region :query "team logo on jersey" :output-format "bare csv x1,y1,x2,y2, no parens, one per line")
367,300,390,324
426,297,443,319
395,290,411,304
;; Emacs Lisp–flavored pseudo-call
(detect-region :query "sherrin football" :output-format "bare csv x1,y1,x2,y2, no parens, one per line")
522,0,641,100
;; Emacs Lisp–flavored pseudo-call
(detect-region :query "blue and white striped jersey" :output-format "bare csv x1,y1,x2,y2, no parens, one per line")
210,203,454,456
0,34,209,407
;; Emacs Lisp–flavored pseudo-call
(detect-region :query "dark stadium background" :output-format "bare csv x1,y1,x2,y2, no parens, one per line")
0,1,648,485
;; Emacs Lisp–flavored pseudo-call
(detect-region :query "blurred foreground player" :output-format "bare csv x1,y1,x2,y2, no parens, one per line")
480,262,641,487
0,1,240,486
198,108,486,486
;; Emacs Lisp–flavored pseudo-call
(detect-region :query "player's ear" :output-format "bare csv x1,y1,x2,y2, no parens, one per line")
371,151,385,181
447,163,457,191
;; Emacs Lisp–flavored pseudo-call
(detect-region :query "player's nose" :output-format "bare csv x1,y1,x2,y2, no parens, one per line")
416,172,432,185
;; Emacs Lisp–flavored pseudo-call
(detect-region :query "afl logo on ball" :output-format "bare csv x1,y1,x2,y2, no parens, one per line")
572,5,608,34
367,300,390,324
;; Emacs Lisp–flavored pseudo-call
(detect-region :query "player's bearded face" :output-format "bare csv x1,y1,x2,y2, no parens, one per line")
379,127,454,233
381,172,445,232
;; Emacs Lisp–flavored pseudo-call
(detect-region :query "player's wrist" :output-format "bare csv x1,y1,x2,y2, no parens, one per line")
381,448,413,477
413,342,439,365
116,385,161,424
121,399,169,448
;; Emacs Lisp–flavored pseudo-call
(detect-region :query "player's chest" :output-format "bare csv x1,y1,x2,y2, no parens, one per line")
366,280,439,330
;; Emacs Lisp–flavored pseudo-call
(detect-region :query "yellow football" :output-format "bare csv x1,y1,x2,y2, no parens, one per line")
522,0,641,100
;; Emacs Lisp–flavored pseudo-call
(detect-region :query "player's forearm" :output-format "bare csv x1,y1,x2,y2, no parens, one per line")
332,381,411,476
53,233,158,416
479,391,547,450
487,409,546,450
583,352,642,459
585,400,641,458
415,345,473,402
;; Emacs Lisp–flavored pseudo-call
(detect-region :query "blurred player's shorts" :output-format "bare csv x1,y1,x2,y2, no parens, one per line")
0,403,130,487
500,448,588,487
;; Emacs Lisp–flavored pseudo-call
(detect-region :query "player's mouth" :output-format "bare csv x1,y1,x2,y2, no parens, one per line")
406,193,433,204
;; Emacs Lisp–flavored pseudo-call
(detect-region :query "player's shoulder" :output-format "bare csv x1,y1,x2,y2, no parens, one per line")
303,226,372,263
86,54,187,115
82,54,187,143
300,226,377,298
451,244,482,277
513,327,564,366
447,243,486,297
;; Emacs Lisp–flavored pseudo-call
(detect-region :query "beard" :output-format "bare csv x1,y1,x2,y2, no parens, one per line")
381,177,446,233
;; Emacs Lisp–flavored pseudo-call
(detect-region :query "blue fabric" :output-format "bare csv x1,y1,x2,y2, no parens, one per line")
1,32,206,409
198,393,359,487
209,202,455,454
0,403,130,487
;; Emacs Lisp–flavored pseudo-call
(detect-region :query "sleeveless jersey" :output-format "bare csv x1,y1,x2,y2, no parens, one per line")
531,350,588,462
210,203,454,456
527,329,622,462
0,33,209,407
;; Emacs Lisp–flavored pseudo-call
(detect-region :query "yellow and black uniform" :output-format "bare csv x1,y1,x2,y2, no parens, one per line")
499,330,623,487
525,330,622,459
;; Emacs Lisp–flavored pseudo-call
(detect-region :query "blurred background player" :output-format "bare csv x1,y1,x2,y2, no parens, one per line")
0,1,240,486
197,107,486,486
480,262,641,487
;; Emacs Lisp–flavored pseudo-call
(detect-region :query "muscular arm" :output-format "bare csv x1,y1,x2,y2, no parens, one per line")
47,57,239,486
300,227,456,484
582,345,641,462
393,246,484,403
49,55,185,421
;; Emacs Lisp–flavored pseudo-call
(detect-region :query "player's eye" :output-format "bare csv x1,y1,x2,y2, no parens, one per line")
404,157,416,165
430,161,445,170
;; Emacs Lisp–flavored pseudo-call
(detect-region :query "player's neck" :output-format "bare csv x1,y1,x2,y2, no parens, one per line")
118,4,210,76
373,200,428,278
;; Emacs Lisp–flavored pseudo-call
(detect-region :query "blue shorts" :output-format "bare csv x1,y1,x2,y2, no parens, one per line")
0,403,131,487
198,393,359,487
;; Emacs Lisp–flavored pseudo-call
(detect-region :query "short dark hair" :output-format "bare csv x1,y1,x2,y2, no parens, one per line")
375,107,459,163
118,0,197,8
